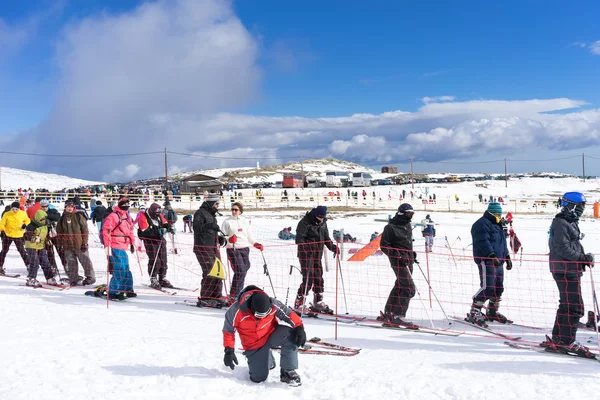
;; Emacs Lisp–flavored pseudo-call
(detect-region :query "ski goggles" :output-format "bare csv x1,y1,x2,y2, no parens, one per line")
254,307,273,319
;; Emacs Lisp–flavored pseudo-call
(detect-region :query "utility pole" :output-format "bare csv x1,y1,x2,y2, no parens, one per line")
164,147,168,193
504,158,507,188
300,156,305,187
410,157,414,189
582,153,586,182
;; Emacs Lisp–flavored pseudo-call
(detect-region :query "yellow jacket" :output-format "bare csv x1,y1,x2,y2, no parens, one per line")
0,209,31,238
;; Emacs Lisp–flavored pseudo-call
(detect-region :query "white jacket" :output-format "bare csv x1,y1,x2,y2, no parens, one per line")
221,215,255,249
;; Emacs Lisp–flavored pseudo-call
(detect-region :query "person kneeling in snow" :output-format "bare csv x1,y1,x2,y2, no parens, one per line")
222,285,304,386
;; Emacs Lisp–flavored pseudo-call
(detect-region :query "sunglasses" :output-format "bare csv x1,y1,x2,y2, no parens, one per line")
231,208,240,212
41,206,49,208
254,308,272,319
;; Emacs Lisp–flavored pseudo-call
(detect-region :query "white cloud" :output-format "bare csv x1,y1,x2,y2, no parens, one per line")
590,41,600,55
103,164,141,182
421,96,456,104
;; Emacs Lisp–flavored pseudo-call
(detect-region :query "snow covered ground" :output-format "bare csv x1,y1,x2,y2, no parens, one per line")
2,200,600,399
0,166,103,191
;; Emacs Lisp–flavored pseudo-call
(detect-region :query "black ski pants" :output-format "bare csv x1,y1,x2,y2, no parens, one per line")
552,272,584,345
296,251,325,302
243,325,298,383
143,237,167,278
0,235,28,269
384,254,416,317
194,245,223,300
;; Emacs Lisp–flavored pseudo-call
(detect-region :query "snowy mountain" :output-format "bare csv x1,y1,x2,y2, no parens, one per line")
0,166,103,191
169,157,387,184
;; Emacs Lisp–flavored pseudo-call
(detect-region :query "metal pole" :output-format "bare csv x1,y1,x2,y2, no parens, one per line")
164,147,169,194
504,158,507,188
410,157,414,189
583,153,586,182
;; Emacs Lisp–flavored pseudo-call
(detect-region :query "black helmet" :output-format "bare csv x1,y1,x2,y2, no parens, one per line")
398,203,414,215
250,292,272,318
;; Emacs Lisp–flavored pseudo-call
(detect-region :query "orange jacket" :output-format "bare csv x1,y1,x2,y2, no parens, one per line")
222,286,302,350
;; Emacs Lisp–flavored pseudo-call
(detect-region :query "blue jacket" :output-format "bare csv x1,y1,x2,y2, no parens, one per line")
471,211,508,265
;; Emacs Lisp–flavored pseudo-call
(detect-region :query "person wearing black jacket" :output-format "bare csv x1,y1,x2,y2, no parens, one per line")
541,192,595,358
466,202,511,328
193,193,227,307
380,203,417,327
294,206,338,313
91,201,107,236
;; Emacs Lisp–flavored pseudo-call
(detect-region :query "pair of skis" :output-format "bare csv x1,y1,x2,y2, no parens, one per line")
275,337,360,357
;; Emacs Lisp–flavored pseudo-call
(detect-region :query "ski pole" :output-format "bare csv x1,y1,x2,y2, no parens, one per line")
444,236,459,268
260,250,276,298
414,259,450,323
284,265,294,306
407,260,435,329
148,239,163,282
589,267,600,353
336,254,349,314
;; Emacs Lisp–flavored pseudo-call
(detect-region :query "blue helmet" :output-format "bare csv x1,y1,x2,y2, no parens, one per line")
561,192,586,217
561,192,586,207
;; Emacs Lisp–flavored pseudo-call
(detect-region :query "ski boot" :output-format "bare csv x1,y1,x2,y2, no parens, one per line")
280,369,302,386
269,350,276,370
586,311,597,330
149,277,161,289
556,340,596,359
81,277,96,286
310,301,333,315
486,299,512,324
382,312,418,329
124,290,137,298
159,278,174,289
92,285,108,297
294,295,308,315
465,309,488,328
46,277,58,286
376,311,386,322
26,278,42,288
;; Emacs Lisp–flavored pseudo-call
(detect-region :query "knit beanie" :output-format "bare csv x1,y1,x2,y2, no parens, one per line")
314,206,327,217
487,202,503,215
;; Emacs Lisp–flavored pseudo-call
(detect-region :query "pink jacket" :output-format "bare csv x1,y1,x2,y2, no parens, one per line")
101,208,135,250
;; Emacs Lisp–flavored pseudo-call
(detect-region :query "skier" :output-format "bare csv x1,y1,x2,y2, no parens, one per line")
182,214,193,233
192,193,228,307
0,201,30,275
294,206,338,313
221,202,264,302
222,285,304,386
44,201,66,275
466,202,512,327
421,214,436,252
379,203,418,328
138,203,174,289
101,197,137,300
56,199,96,286
541,192,595,357
24,210,58,287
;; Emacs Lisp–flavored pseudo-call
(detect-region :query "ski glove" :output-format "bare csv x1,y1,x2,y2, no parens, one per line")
293,325,306,347
582,253,595,267
223,347,238,370
253,243,264,251
218,235,227,247
412,251,418,262
506,255,513,271
21,224,27,229
81,243,88,253
488,253,502,267
331,245,339,258
229,235,238,244
130,244,135,254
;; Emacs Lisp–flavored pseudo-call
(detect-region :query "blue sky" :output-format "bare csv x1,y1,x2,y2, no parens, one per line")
0,0,599,180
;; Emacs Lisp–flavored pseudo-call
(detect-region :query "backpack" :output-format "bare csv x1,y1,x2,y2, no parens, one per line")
162,207,177,223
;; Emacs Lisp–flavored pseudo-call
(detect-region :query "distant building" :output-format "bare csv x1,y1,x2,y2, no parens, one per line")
381,166,398,174
180,174,223,193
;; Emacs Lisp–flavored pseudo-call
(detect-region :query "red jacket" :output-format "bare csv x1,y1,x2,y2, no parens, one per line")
222,286,303,350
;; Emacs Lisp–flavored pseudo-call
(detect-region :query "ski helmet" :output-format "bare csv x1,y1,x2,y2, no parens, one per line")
398,203,414,216
250,291,272,318
561,192,586,217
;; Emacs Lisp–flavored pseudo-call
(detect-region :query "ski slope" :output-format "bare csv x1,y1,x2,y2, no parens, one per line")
2,203,600,400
